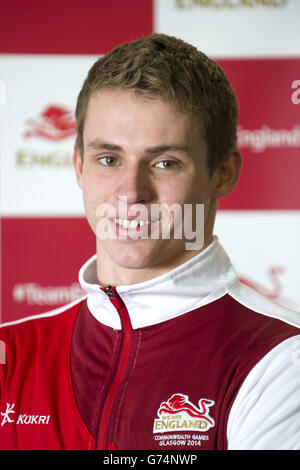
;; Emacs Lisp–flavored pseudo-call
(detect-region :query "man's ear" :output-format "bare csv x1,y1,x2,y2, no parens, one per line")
212,149,242,199
73,145,83,189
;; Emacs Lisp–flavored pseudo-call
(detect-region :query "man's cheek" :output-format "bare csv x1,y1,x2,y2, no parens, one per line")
82,194,99,232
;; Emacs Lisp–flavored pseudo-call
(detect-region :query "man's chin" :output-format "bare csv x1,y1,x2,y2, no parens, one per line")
101,237,190,275
107,246,162,271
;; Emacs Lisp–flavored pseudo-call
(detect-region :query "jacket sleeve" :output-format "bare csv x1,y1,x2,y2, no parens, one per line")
227,335,300,450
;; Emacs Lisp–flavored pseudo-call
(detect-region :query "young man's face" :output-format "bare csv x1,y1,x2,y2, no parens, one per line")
74,89,224,282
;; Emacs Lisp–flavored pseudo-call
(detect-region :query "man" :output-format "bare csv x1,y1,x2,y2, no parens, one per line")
1,34,300,450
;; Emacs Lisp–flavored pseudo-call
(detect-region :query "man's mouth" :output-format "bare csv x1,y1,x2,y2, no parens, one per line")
113,218,151,229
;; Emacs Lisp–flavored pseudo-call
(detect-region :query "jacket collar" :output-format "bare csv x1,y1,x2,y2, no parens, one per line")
78,236,239,330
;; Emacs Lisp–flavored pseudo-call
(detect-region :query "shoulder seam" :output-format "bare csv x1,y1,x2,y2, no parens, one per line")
0,295,87,328
228,282,300,329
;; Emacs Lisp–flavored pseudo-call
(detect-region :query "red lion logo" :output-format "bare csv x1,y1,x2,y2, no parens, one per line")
24,105,76,140
158,393,214,426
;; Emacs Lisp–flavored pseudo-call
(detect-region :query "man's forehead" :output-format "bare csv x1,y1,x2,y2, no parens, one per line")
83,89,207,157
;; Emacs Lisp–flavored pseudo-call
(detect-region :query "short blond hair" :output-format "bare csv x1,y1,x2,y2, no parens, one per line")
75,34,238,173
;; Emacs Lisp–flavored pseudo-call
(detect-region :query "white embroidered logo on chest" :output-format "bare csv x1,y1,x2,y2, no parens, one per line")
153,393,215,434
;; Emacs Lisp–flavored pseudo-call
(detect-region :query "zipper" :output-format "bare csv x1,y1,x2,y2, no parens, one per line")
96,285,133,450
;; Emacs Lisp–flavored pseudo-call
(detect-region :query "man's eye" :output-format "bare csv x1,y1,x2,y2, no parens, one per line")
99,156,119,167
155,160,178,170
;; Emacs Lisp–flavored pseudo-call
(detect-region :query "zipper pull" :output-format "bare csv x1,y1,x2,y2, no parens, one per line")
103,285,123,310
105,285,116,298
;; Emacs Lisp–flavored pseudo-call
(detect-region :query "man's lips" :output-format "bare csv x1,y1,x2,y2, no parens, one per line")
113,218,150,229
107,217,161,238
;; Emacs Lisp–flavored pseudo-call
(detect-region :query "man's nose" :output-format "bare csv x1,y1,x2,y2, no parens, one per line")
114,164,153,205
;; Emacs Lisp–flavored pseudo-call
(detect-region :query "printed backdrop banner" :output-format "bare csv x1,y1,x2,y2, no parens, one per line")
0,0,300,322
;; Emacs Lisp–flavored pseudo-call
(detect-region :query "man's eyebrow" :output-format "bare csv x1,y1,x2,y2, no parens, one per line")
144,144,190,155
86,140,123,151
86,140,190,155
